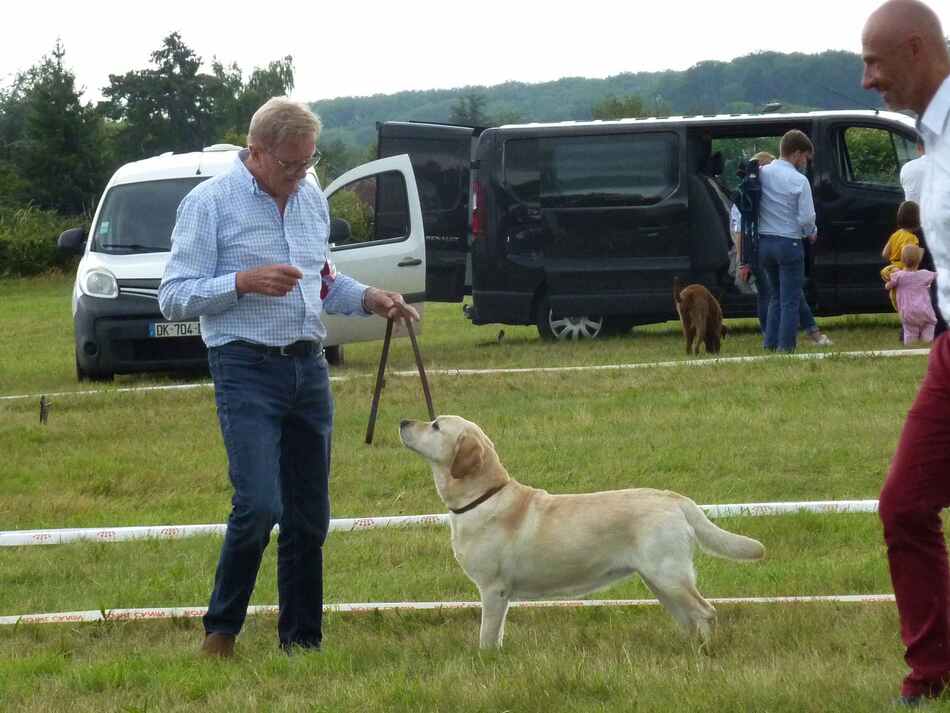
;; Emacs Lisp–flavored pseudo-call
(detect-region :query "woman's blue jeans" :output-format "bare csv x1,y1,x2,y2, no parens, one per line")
758,235,805,352
204,342,333,649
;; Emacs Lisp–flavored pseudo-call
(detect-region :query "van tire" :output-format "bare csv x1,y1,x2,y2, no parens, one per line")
535,297,604,341
325,345,344,366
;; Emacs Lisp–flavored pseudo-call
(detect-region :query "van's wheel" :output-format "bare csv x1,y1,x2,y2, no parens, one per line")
536,298,604,340
324,345,344,366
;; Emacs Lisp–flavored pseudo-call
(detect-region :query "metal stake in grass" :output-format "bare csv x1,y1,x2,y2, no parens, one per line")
39,395,50,425
365,318,435,445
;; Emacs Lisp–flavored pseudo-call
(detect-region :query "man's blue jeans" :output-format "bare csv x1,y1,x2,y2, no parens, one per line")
758,235,805,352
204,342,333,649
752,264,818,336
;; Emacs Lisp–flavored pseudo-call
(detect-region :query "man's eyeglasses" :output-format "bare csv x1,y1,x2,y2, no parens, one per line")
265,148,322,172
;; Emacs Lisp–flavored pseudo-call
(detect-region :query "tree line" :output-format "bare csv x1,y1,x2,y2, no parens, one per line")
0,36,907,277
1,37,891,223
0,33,294,218
315,50,885,149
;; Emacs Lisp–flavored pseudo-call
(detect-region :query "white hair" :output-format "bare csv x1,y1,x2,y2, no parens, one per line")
248,97,322,148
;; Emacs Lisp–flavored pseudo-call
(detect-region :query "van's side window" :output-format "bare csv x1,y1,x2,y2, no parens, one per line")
505,139,540,205
505,133,678,209
711,136,782,194
839,126,916,189
327,171,410,248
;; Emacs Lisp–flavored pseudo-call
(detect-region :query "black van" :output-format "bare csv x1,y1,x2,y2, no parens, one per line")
379,111,919,339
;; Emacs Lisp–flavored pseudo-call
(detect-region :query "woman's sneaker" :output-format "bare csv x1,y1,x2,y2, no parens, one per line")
809,331,833,346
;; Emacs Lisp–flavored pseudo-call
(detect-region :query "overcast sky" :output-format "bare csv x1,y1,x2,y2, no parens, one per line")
3,0,947,105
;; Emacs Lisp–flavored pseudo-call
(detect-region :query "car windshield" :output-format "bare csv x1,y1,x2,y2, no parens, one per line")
91,178,206,253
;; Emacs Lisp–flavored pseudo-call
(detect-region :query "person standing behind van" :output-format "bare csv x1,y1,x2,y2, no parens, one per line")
159,97,418,658
755,131,817,352
901,138,928,203
862,0,950,704
900,139,947,338
736,151,832,346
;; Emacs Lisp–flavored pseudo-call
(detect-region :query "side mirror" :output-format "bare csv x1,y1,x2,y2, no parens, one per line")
57,227,87,255
329,218,352,245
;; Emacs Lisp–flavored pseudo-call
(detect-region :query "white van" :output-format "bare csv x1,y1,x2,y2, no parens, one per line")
57,145,426,380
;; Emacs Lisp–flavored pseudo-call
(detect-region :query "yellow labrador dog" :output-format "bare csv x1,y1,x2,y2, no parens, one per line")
399,415,764,649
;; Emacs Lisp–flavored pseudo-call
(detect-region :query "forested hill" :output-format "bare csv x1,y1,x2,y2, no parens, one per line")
311,50,882,149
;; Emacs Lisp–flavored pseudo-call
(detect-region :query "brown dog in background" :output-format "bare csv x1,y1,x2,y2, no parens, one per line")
673,278,727,355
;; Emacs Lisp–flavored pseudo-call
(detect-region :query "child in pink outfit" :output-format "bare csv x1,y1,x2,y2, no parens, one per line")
885,244,937,345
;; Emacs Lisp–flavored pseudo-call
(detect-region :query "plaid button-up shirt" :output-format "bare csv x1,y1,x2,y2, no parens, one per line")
159,150,368,348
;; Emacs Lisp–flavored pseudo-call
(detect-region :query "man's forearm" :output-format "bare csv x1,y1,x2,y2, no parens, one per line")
158,273,239,320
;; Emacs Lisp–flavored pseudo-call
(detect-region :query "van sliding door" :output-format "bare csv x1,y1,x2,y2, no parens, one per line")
508,130,688,319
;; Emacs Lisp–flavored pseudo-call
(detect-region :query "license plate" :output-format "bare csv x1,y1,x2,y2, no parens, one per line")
149,321,200,338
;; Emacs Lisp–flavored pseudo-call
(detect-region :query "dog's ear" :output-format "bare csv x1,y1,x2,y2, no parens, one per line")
450,433,484,479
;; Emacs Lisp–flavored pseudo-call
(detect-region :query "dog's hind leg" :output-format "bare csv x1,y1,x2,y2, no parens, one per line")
640,568,717,647
478,587,510,649
638,542,717,647
683,324,696,355
691,313,708,355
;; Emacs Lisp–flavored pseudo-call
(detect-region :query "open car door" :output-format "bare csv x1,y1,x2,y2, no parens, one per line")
322,154,426,347
377,121,475,302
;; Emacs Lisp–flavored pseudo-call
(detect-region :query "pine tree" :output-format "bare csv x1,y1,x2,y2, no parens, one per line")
11,40,104,214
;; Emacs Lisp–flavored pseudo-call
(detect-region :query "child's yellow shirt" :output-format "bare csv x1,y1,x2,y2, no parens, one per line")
883,229,920,266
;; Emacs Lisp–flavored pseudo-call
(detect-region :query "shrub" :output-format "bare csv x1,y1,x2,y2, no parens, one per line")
0,205,83,277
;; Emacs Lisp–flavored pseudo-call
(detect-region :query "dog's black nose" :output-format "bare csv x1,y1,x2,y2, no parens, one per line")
400,419,411,428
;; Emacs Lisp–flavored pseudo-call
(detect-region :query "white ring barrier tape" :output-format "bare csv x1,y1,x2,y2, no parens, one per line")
0,594,897,627
387,349,929,378
0,514,450,547
0,349,929,403
0,500,879,547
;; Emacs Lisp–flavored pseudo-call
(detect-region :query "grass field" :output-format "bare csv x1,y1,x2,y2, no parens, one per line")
1,273,946,711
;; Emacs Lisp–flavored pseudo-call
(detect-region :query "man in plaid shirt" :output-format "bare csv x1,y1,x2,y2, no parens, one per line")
160,97,418,657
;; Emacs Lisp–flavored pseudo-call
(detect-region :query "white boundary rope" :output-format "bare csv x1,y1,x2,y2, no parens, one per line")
388,348,929,378
0,500,879,547
0,594,897,627
0,349,929,403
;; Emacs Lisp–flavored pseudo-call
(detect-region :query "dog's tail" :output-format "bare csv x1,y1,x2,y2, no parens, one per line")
677,497,765,561
673,276,683,305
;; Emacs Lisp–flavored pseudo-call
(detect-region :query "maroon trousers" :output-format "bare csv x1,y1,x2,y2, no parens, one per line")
880,333,950,698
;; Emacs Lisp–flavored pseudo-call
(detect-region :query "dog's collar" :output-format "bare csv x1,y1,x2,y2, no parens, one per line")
449,482,508,515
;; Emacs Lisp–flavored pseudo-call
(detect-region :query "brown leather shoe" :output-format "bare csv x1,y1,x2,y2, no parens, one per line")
200,632,235,658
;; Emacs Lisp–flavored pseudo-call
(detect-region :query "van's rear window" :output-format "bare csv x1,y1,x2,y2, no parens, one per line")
505,133,678,208
92,178,206,253
380,137,467,213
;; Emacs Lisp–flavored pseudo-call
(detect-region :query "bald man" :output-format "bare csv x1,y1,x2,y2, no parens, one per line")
863,0,950,706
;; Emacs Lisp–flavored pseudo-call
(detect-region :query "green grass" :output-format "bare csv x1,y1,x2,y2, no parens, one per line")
0,273,943,711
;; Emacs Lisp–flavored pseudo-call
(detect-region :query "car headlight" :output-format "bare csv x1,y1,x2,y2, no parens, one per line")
81,269,119,299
